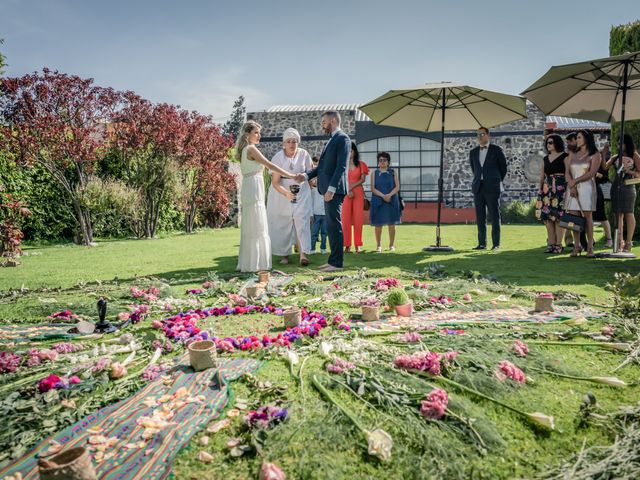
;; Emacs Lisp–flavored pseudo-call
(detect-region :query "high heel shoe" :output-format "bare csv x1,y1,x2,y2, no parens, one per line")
553,244,564,254
586,249,595,258
623,241,633,252
569,246,582,257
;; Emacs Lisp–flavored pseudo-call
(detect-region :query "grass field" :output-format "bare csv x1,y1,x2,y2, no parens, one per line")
5,224,638,303
1,224,639,479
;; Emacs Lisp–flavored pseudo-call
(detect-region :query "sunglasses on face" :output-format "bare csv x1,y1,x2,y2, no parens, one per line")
546,141,554,145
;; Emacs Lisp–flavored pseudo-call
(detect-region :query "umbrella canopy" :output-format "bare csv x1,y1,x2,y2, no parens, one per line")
360,82,527,132
360,83,527,250
521,51,640,123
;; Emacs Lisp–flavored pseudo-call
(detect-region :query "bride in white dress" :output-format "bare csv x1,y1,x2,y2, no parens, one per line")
235,121,301,272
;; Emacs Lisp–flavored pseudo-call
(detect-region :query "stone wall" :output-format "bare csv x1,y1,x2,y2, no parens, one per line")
247,103,557,209
443,134,544,208
248,110,357,137
248,109,357,159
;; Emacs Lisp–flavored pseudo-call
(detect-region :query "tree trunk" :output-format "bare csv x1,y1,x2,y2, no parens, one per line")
185,202,197,233
72,198,93,246
184,186,199,234
38,158,94,246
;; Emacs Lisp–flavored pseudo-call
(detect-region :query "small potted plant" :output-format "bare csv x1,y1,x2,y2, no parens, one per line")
387,288,413,317
360,297,381,322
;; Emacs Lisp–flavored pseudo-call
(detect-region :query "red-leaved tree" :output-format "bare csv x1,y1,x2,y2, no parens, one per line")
110,93,187,238
180,112,234,233
0,69,119,245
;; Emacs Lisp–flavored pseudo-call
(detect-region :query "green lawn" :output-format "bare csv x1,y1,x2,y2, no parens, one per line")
1,225,639,479
5,224,639,303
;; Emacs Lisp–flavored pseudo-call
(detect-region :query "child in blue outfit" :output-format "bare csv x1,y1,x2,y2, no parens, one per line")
310,156,328,253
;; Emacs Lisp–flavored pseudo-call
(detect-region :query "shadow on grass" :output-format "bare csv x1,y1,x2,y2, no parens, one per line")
117,243,640,292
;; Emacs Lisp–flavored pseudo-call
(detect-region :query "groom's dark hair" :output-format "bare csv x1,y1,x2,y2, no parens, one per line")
322,110,341,125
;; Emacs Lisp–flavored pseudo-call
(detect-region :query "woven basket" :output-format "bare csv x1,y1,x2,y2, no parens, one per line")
534,296,554,312
188,340,218,371
245,286,262,299
361,305,380,322
38,447,97,480
283,308,301,328
258,271,270,284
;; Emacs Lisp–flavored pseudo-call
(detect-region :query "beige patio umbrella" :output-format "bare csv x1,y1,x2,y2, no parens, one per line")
522,50,640,258
360,82,527,251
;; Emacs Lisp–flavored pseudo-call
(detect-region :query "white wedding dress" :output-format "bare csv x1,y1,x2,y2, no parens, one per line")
236,146,272,272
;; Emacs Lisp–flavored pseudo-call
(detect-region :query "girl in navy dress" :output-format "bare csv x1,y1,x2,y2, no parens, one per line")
369,151,401,252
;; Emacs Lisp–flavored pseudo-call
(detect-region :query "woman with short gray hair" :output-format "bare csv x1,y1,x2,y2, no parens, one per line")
266,128,313,266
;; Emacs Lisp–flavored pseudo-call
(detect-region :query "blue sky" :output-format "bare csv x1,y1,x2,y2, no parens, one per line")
1,0,637,121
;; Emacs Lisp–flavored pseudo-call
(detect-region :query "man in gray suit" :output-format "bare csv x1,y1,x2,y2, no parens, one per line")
304,111,350,271
469,127,507,251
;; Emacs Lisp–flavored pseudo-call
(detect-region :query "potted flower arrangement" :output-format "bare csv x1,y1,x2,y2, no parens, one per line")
387,288,413,317
360,297,381,322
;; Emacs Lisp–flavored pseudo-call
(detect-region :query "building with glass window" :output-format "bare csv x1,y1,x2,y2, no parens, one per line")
247,103,609,222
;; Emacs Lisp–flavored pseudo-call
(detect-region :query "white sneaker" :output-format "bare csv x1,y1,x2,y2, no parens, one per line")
389,246,395,252
320,249,327,254
309,249,317,254
375,246,382,253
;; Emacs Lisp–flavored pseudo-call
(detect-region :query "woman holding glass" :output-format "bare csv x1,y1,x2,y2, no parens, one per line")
266,128,313,266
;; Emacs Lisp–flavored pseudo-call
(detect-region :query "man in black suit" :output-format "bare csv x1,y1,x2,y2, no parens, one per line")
469,127,507,251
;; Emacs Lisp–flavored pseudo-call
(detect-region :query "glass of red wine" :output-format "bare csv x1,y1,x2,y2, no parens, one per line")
289,184,300,203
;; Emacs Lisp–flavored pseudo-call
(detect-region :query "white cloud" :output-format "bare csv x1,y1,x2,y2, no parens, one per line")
160,67,271,122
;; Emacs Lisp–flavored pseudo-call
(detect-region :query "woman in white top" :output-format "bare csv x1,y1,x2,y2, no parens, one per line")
266,128,313,266
565,129,600,258
235,121,302,273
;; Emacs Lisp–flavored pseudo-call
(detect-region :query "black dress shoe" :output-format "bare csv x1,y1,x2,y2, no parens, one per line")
491,245,500,251
472,245,486,250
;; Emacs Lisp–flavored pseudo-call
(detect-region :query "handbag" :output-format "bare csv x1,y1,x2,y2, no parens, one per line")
559,196,586,232
363,197,371,211
600,183,612,200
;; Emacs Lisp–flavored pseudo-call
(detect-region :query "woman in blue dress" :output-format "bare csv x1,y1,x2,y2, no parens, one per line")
370,151,401,252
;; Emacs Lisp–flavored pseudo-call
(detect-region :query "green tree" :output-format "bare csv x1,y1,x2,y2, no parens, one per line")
0,38,6,74
222,95,245,141
609,21,640,153
610,20,640,238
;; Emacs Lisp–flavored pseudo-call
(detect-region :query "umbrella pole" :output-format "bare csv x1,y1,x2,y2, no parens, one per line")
436,116,445,245
600,60,635,259
424,92,453,252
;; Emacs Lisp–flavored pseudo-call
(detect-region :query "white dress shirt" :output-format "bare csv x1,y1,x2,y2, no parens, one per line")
479,143,489,168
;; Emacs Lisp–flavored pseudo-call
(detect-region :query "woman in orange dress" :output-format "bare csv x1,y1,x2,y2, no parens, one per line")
342,142,369,253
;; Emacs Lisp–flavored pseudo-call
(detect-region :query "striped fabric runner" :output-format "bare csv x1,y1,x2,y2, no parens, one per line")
0,357,260,480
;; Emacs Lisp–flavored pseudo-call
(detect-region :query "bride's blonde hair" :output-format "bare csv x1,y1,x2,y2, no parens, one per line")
235,120,262,161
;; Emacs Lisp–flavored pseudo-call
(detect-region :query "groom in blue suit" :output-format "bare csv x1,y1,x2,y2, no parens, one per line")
304,111,350,271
